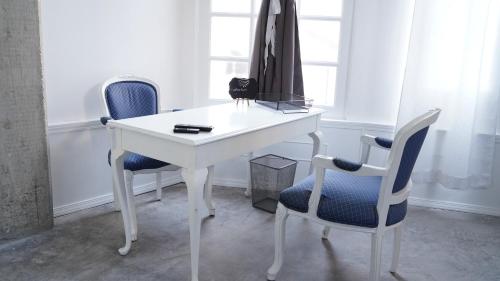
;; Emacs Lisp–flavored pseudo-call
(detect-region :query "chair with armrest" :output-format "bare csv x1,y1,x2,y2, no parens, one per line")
100,75,186,241
267,109,441,281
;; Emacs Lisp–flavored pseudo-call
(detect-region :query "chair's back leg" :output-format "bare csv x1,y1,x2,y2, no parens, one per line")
390,225,403,273
369,232,383,281
156,172,162,201
322,226,331,240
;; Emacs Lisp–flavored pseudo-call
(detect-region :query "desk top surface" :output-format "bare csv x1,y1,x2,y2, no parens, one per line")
108,103,325,146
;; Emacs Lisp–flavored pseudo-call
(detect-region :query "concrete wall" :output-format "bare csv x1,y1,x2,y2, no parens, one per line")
0,0,53,239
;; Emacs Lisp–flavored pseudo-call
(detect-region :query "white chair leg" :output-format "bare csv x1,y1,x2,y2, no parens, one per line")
267,204,289,281
124,171,138,242
322,226,331,240
182,168,208,281
156,172,162,201
204,165,216,216
369,233,383,281
390,225,403,273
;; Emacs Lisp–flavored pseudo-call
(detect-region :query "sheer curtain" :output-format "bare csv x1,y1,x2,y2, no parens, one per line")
396,0,500,189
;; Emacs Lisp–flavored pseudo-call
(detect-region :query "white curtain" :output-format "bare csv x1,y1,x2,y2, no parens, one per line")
396,0,500,189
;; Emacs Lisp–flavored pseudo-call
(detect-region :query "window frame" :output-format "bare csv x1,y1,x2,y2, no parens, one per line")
196,0,355,119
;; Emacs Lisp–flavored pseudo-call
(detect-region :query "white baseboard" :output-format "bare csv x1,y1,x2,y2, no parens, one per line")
408,196,500,217
53,175,183,217
213,177,248,189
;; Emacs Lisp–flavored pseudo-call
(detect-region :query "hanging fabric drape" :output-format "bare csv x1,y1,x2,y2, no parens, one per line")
250,0,304,101
396,0,500,189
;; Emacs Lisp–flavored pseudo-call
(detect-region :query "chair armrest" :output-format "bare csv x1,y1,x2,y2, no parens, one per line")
359,135,393,164
100,116,112,125
313,155,387,176
361,135,393,150
332,158,362,171
306,155,387,216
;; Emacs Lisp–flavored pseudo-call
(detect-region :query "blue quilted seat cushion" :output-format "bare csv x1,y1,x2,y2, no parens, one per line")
107,150,169,172
279,170,407,227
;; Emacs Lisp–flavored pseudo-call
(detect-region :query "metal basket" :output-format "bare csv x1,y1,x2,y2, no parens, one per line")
250,154,297,213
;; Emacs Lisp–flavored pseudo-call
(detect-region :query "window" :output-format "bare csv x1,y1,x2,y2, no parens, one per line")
207,0,260,100
200,0,353,115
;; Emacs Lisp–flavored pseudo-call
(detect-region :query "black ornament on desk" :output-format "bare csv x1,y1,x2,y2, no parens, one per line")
229,78,257,105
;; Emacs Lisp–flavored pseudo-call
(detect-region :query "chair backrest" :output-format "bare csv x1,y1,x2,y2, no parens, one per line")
375,109,440,227
101,76,160,120
384,109,441,193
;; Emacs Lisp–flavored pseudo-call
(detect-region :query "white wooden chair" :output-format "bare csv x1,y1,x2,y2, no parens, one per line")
267,109,441,281
100,75,215,241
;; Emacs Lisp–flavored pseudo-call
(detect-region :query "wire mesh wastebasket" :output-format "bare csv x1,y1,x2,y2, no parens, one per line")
250,154,297,213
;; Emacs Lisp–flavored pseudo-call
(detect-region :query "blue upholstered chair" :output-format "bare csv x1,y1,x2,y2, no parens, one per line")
267,109,441,281
100,76,181,240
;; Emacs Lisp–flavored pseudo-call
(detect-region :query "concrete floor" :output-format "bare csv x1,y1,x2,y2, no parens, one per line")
1,184,500,281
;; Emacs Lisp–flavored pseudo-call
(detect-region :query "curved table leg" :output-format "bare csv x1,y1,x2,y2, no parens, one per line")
182,168,209,281
124,170,138,242
112,181,121,211
245,152,254,197
111,148,133,256
204,165,216,216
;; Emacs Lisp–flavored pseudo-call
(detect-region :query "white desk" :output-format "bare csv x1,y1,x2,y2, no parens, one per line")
108,103,324,281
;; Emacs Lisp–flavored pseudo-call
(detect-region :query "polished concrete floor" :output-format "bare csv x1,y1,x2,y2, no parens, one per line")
1,184,500,281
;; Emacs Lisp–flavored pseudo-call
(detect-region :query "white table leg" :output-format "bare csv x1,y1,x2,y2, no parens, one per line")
111,148,133,256
245,152,254,197
182,168,208,281
124,170,138,241
112,180,121,211
308,131,323,175
204,165,215,216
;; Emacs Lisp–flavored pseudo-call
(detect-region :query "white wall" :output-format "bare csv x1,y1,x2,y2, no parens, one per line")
41,0,187,125
40,0,186,214
41,0,500,217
